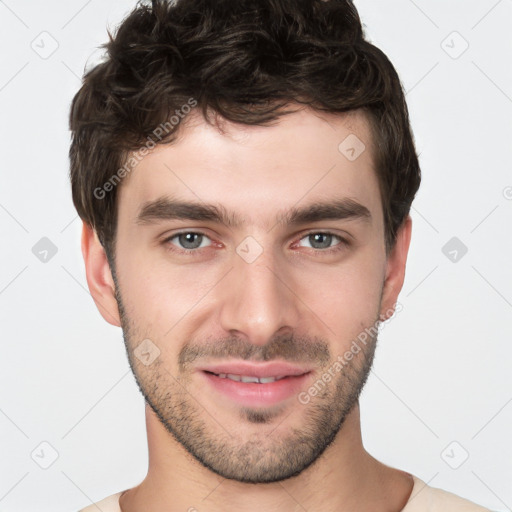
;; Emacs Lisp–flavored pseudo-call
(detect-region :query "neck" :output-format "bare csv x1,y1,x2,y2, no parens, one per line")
119,402,414,512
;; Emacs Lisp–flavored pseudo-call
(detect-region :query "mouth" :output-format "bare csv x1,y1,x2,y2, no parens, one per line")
197,362,313,407
204,371,289,384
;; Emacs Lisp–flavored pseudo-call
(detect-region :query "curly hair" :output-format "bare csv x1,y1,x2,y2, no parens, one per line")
69,0,421,267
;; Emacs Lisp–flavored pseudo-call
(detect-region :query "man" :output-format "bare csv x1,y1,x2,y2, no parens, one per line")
70,0,491,510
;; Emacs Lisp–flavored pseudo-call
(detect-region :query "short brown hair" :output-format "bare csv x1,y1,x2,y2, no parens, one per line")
69,0,421,267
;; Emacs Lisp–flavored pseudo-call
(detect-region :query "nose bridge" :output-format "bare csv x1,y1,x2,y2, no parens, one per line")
218,242,300,345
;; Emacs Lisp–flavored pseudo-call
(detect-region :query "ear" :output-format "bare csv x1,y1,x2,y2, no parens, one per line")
81,221,121,327
379,215,412,321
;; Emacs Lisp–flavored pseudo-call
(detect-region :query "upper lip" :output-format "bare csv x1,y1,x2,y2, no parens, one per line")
197,361,312,378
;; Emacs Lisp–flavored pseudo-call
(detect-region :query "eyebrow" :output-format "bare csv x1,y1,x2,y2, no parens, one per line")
135,196,372,229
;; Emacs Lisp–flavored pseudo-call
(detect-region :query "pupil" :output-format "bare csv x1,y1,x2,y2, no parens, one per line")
180,233,202,249
311,233,331,249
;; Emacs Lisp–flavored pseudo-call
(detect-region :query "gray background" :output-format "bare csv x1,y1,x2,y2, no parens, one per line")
0,0,511,510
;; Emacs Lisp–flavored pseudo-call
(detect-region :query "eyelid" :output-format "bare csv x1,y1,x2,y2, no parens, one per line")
294,230,349,250
163,230,215,253
162,229,351,255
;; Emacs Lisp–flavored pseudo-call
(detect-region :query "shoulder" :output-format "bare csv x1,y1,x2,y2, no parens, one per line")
402,475,491,512
78,490,125,512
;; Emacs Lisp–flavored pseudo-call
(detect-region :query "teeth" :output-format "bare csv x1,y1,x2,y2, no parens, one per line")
240,375,259,383
214,372,286,384
258,376,278,384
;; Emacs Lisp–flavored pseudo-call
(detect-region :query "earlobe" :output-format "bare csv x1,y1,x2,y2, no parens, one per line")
81,222,121,327
379,216,412,321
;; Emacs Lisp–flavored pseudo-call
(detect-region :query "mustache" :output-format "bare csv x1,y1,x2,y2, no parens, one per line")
178,333,331,369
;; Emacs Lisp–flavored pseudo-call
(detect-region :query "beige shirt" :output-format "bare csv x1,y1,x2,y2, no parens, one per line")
79,474,491,511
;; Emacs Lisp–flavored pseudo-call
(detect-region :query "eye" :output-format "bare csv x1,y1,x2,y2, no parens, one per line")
297,231,347,252
165,232,212,251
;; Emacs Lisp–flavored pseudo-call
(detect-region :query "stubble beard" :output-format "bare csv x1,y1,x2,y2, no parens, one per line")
114,281,379,483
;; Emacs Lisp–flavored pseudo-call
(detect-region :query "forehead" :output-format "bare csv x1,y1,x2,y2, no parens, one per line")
117,106,381,228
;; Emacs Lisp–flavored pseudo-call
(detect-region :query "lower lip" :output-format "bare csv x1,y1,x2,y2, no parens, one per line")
201,371,311,407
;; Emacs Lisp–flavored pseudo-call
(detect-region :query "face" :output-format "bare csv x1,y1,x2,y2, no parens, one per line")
108,107,398,483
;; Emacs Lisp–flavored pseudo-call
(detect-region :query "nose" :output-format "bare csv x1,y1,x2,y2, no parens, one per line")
217,246,302,346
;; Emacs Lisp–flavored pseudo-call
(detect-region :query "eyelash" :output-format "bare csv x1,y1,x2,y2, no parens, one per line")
162,230,350,256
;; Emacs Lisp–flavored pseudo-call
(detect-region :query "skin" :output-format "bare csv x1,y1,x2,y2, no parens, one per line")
82,105,414,511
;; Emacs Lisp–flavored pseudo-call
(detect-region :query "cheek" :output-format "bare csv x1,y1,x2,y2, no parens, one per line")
300,249,385,342
116,250,222,335
115,230,386,346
